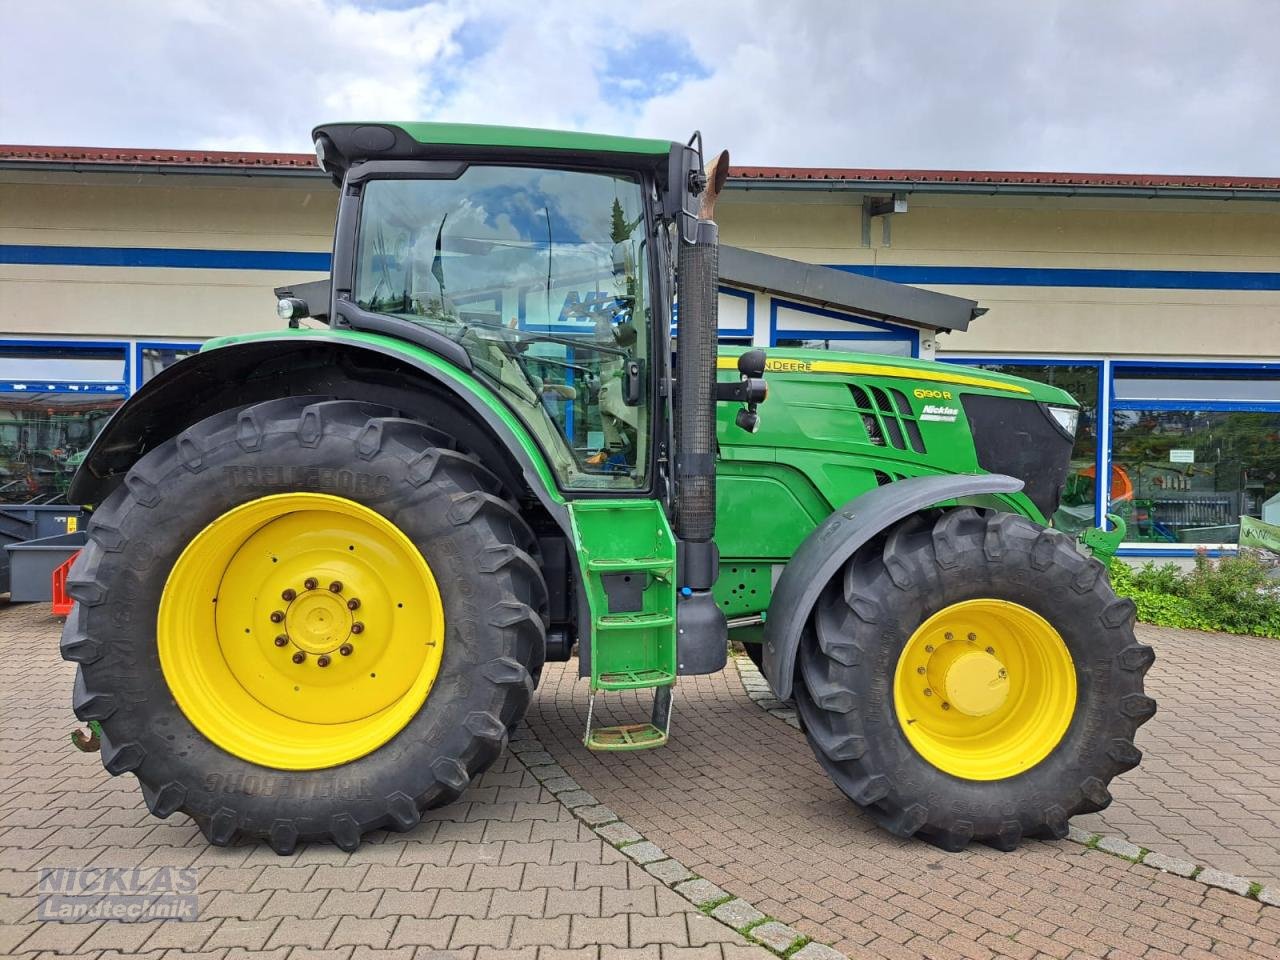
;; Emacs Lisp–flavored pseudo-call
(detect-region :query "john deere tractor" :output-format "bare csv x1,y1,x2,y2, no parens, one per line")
62,122,1154,855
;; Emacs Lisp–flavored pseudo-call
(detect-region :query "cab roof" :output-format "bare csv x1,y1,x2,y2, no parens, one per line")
312,121,676,177
386,122,672,156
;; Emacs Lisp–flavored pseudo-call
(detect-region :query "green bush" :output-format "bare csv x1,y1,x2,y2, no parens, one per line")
1129,561,1185,596
1108,549,1280,639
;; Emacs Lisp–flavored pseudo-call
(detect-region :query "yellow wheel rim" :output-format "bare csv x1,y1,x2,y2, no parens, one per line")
892,599,1076,781
158,493,445,770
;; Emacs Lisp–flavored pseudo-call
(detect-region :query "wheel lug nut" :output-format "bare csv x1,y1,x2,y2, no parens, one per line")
941,702,951,711
967,632,977,641
339,643,353,656
281,588,296,602
351,622,365,635
270,610,285,623
329,581,343,593
924,644,934,653
274,635,288,647
944,632,953,641
292,651,306,664
347,598,361,610
924,688,933,696
986,646,995,655
304,577,318,590
317,655,331,668
916,666,926,675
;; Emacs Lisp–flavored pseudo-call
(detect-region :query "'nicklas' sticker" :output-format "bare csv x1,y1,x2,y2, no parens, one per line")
919,404,959,423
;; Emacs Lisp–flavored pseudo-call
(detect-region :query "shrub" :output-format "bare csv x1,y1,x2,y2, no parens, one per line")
1129,561,1185,596
1108,549,1280,639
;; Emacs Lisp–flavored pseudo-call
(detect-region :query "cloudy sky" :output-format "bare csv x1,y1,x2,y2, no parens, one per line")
3,0,1278,174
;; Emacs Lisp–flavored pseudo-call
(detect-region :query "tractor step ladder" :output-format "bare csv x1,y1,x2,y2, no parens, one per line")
569,500,677,750
584,685,673,751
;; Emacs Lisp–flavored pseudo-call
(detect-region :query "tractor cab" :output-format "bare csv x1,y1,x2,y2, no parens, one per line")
301,122,713,494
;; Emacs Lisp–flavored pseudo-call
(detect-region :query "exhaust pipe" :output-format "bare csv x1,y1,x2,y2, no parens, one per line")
672,147,730,676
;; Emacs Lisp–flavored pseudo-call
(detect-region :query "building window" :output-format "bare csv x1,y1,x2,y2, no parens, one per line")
770,299,918,357
774,337,914,357
1110,365,1280,546
0,345,127,383
140,345,200,384
0,342,129,503
1111,410,1280,544
0,393,123,502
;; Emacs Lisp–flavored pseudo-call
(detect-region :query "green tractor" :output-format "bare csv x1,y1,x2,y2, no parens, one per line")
62,122,1153,855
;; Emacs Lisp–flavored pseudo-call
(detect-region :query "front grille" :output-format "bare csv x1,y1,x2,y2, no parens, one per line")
961,394,1074,519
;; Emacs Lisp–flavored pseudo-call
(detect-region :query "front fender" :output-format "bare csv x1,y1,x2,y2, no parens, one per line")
762,473,1024,701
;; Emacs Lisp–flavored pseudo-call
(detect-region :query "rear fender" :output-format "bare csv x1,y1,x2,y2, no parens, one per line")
762,473,1024,701
69,333,569,533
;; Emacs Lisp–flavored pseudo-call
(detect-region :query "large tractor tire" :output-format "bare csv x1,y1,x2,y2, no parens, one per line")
794,507,1155,852
62,397,547,853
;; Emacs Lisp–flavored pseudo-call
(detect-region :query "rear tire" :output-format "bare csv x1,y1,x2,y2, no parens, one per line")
62,397,547,853
795,507,1156,852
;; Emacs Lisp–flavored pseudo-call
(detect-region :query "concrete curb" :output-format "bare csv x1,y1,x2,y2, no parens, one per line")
733,652,1278,910
509,719,848,958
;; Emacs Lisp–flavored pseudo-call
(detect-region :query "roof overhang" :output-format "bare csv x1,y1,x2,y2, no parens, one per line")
719,245,982,334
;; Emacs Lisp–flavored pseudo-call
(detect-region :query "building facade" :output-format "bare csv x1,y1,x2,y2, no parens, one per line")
1,146,1277,555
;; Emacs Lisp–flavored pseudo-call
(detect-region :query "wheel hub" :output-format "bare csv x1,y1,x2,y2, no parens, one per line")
926,644,1009,717
283,584,354,654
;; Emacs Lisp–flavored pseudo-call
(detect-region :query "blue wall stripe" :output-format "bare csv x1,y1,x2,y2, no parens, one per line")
4,244,1280,291
0,244,331,272
828,263,1280,291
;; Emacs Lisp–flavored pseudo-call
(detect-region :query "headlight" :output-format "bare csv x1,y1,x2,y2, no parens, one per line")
1046,405,1079,438
277,297,307,321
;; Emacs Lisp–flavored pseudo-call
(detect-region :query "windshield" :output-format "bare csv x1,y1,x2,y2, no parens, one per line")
355,166,652,490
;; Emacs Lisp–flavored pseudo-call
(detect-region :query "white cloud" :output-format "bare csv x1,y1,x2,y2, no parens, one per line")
2,0,1277,173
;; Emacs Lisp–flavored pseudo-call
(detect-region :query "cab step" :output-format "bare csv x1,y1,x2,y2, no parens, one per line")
584,686,672,752
596,668,675,691
569,500,677,695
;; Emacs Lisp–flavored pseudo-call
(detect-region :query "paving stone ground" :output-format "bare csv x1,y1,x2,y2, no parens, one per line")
1073,624,1280,883
0,603,771,960
528,624,1280,960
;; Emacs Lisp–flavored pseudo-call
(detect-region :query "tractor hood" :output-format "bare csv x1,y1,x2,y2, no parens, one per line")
715,346,1080,524
717,347,1077,409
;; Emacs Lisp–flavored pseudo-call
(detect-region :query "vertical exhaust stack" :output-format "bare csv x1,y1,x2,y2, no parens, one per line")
673,149,730,676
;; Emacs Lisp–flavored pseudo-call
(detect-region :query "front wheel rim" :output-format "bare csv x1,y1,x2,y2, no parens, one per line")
892,599,1077,781
158,492,445,770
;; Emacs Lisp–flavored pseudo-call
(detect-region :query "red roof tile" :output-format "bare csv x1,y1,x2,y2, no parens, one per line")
728,166,1280,190
0,145,316,169
1,145,1277,190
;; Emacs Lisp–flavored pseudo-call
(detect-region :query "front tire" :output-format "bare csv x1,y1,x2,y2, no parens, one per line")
62,397,547,853
795,507,1156,851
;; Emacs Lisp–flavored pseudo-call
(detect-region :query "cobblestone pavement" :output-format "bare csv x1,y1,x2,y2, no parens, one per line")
0,604,772,960
528,624,1280,960
1074,624,1280,884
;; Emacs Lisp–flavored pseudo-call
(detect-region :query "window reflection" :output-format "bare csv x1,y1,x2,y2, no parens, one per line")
141,347,199,384
1111,409,1280,544
0,393,121,502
